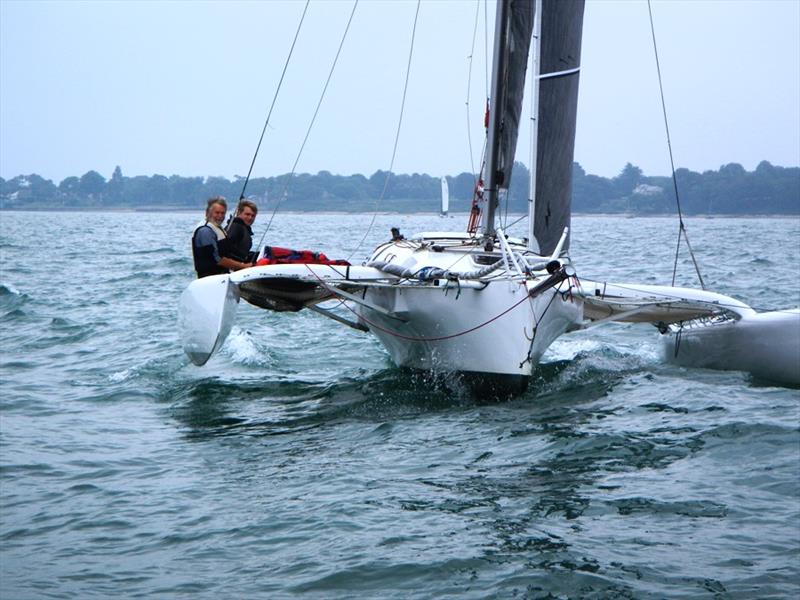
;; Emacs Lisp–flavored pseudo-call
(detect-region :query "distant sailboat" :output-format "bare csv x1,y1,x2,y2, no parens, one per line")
440,176,449,217
179,0,799,391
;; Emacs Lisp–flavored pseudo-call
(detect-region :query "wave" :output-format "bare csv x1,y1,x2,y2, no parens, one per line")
608,497,728,518
109,247,177,256
0,282,21,296
0,282,28,315
2,308,27,320
103,271,176,284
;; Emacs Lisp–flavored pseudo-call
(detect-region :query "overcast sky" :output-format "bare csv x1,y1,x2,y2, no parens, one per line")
1,0,798,183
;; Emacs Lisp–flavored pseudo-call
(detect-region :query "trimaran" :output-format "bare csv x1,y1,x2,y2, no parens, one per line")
179,0,799,392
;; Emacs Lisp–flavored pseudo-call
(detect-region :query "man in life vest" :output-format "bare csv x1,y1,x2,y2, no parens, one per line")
224,199,258,263
192,197,253,278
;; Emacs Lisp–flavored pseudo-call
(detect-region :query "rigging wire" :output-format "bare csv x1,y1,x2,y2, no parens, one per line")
502,190,510,230
464,1,491,236
484,0,489,99
647,0,706,290
465,0,491,237
238,0,310,203
345,0,422,262
259,0,359,247
503,212,527,233
465,0,481,176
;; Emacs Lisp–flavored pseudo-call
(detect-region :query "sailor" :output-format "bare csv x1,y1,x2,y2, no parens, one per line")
225,199,258,263
192,196,252,278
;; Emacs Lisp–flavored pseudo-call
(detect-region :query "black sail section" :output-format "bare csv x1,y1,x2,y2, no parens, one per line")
534,0,585,255
496,0,534,190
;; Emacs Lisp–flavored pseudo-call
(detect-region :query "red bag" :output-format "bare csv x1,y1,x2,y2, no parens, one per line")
256,246,350,266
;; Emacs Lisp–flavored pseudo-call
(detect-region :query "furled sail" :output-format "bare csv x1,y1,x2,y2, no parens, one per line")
482,0,534,238
532,0,585,255
495,0,535,191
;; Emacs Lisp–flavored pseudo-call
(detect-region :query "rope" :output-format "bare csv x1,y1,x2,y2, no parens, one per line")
238,1,310,202
673,323,683,357
345,0,421,262
304,263,538,342
647,0,706,290
519,278,563,367
465,0,481,176
258,0,359,247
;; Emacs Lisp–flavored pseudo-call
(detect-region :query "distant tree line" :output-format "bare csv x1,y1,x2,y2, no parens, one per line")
1,161,798,214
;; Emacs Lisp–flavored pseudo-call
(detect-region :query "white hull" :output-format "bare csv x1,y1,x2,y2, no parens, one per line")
359,281,581,378
178,274,240,366
355,232,582,384
576,280,800,386
662,309,800,386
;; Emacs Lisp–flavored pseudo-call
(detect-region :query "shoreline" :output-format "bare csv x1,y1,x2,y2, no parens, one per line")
0,208,797,218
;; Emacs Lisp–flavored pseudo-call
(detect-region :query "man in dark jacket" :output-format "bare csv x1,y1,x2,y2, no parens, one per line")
192,197,253,278
225,199,259,263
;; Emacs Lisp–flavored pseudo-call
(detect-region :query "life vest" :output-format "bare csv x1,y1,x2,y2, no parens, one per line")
192,222,230,278
224,217,254,262
206,220,236,257
256,246,350,267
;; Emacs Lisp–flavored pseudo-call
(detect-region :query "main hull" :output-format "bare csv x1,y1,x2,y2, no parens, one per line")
355,232,583,383
358,282,580,379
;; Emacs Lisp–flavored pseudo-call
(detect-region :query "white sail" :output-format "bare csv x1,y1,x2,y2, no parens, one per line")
440,176,449,216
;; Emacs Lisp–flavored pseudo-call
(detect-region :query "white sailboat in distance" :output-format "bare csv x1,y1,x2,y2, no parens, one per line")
440,176,449,217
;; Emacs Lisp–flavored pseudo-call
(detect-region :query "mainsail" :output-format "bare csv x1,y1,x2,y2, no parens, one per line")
482,0,534,238
531,0,585,255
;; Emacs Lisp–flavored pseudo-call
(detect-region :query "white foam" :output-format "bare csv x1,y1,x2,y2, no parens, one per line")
223,326,271,367
543,337,604,361
633,339,661,363
108,368,133,383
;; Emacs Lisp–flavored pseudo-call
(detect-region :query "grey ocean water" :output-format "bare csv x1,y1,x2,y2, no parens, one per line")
1,211,799,599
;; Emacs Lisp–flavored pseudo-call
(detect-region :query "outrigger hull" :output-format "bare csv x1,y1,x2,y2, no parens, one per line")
662,309,800,386
576,280,800,386
178,274,240,366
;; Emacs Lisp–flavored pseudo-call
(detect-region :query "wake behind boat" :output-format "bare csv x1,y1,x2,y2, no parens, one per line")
178,0,799,391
